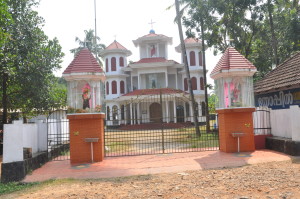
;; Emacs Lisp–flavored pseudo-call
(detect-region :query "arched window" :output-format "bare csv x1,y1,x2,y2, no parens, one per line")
106,106,110,120
106,82,109,95
105,58,108,72
119,57,124,67
120,80,125,94
189,51,196,66
191,77,197,90
112,81,117,94
111,57,116,71
200,77,204,90
199,52,203,66
184,78,188,91
112,105,118,121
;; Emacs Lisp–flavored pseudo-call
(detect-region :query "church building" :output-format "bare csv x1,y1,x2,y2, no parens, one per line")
100,30,207,126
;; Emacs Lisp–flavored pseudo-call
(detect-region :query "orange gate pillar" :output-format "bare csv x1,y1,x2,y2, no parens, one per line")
217,108,255,153
67,113,105,165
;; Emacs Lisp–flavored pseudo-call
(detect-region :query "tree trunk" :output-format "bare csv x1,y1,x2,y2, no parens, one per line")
267,0,279,66
200,18,210,133
175,0,201,137
2,72,8,126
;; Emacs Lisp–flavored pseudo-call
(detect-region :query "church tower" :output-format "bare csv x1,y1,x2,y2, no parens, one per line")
99,41,132,125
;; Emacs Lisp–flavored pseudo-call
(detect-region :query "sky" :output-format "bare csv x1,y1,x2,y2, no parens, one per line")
37,0,221,86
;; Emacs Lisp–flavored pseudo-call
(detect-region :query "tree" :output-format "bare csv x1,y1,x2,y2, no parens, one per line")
180,0,300,80
175,0,201,137
0,0,64,124
70,29,106,65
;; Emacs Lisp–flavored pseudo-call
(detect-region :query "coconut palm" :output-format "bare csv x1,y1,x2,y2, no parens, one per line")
70,29,106,65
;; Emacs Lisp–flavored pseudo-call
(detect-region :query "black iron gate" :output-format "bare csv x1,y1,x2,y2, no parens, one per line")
47,110,70,161
105,91,219,157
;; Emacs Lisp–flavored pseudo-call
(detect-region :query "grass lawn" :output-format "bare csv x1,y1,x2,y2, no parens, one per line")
0,182,39,195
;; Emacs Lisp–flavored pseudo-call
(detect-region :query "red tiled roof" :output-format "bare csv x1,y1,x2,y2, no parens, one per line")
184,37,201,44
63,48,103,74
211,47,256,75
254,52,300,93
105,40,128,50
140,33,169,38
132,57,179,64
123,88,187,96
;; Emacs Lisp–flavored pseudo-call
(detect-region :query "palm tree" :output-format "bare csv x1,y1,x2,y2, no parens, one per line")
70,29,106,65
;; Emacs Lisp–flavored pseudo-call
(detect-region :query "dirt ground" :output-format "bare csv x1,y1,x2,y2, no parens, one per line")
3,160,300,199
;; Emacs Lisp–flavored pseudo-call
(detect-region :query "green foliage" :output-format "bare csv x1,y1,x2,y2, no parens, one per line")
0,0,65,122
208,93,218,113
180,0,300,80
70,29,106,65
0,182,39,195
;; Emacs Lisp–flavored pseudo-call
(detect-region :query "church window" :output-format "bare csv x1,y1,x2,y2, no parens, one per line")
106,58,108,72
200,77,204,90
106,82,109,95
111,57,116,71
191,77,197,90
120,81,125,94
190,51,196,66
184,78,188,91
119,57,124,67
199,52,203,66
112,81,117,94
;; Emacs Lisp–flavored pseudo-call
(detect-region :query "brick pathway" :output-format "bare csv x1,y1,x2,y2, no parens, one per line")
23,150,291,182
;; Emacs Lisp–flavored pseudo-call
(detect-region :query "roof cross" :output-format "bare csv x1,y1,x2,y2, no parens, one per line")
149,19,156,30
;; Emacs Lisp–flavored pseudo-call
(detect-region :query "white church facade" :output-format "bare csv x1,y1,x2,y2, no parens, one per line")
100,30,207,126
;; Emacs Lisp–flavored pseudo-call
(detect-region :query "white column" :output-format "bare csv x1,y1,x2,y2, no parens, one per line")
189,101,194,123
138,73,141,89
166,101,169,123
165,71,168,88
130,103,133,125
175,73,178,89
137,103,141,124
173,100,177,123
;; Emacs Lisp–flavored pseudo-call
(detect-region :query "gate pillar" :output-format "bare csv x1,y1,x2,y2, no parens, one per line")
217,108,255,153
67,113,105,164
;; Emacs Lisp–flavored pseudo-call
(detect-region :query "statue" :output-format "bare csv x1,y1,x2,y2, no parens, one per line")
82,83,91,109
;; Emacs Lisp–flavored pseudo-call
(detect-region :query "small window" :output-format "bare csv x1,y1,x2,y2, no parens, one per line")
111,57,116,71
200,77,204,90
119,57,124,67
190,51,196,66
105,58,108,72
184,78,188,91
191,77,197,90
112,81,117,94
106,82,109,95
120,81,125,94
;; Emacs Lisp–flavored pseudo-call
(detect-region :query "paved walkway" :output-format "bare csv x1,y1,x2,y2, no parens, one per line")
23,150,291,182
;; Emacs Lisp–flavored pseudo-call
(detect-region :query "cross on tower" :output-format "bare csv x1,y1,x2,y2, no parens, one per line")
149,19,156,30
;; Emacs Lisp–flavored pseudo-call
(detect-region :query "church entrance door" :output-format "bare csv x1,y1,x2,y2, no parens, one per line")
149,102,162,123
176,105,184,122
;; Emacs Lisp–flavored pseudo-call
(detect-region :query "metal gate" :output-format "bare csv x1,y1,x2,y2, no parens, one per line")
47,110,70,161
105,92,219,157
